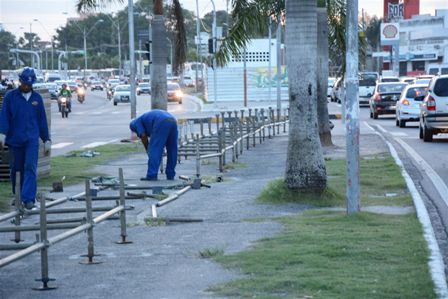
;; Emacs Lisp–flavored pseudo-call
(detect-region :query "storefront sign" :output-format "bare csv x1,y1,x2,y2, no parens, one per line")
388,3,404,20
381,23,400,45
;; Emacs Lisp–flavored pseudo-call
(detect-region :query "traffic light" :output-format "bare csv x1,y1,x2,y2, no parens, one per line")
208,38,214,54
145,41,151,61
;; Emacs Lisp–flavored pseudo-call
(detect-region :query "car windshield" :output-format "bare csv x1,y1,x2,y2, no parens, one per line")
382,78,400,82
359,78,376,87
139,83,150,87
434,78,448,97
45,83,57,89
406,87,428,99
415,79,431,86
168,83,180,91
378,83,407,93
115,85,130,91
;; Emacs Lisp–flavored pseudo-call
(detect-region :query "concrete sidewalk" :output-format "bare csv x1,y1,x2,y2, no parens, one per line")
0,118,388,299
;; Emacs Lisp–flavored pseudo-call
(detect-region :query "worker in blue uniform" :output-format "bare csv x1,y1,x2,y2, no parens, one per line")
129,110,178,181
0,67,51,210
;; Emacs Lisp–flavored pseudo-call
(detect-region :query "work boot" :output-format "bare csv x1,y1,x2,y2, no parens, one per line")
23,201,35,210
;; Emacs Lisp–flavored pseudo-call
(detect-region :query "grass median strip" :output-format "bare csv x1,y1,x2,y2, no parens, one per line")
209,154,435,298
210,211,435,299
0,143,142,211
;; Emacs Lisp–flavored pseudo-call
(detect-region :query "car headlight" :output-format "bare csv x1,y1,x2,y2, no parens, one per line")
175,90,183,98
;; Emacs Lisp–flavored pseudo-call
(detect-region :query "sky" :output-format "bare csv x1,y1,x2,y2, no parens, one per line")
1,0,447,42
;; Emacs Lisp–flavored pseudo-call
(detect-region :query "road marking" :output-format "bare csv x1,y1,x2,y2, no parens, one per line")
51,142,73,149
82,141,108,148
390,132,408,137
395,137,448,207
91,111,103,115
112,111,121,114
376,124,388,134
81,139,120,149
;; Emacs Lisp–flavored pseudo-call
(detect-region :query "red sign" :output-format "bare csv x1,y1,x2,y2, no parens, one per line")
383,0,420,21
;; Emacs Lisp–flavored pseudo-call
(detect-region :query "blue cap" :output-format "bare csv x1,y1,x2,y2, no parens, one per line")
18,67,36,85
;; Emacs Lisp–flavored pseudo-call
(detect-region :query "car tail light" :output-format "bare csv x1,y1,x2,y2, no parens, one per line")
374,93,381,101
427,95,436,111
402,99,410,106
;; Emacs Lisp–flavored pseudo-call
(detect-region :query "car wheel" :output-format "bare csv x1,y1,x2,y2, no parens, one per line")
395,118,399,126
373,111,378,119
370,111,373,119
399,119,406,128
113,101,117,106
419,125,423,139
423,124,433,142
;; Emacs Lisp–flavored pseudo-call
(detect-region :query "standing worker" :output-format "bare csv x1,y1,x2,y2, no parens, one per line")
0,67,51,210
129,110,178,181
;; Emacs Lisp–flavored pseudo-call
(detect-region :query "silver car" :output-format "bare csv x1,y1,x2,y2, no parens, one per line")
113,84,131,106
395,84,428,127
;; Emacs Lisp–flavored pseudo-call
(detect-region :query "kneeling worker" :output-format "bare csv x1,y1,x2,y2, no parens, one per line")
130,110,178,180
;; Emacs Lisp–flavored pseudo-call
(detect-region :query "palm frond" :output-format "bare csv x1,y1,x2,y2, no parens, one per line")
215,0,282,67
76,0,124,13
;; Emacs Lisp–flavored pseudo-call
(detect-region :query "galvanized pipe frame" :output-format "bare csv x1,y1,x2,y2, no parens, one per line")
0,169,130,274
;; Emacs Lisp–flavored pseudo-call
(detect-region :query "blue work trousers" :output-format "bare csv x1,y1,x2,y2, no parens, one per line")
10,140,39,204
147,120,178,179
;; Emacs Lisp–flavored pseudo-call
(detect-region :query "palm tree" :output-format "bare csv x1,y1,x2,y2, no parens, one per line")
76,0,186,111
284,0,326,190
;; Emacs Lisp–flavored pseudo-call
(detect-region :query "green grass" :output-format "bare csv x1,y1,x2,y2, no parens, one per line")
258,154,412,207
0,143,142,211
210,211,435,299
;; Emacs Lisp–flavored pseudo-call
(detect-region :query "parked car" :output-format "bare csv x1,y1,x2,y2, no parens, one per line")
395,84,428,127
358,73,377,105
183,76,195,87
369,82,407,119
167,82,183,104
91,81,104,91
330,77,344,103
136,82,151,95
113,84,131,106
45,82,58,100
419,75,448,142
327,77,336,98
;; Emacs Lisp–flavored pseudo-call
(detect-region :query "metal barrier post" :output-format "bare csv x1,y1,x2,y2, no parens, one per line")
13,172,22,243
246,121,250,150
220,112,225,129
277,108,281,134
80,180,101,265
200,119,204,137
34,194,56,291
221,128,226,167
195,134,201,178
218,130,224,172
208,118,212,135
117,168,132,244
268,107,273,138
215,114,220,133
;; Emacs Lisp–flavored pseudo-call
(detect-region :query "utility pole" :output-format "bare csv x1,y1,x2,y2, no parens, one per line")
268,17,272,102
211,0,217,105
195,0,200,92
128,0,137,119
345,0,360,214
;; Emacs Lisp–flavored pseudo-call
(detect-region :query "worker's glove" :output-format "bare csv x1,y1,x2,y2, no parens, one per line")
44,140,51,155
0,134,5,147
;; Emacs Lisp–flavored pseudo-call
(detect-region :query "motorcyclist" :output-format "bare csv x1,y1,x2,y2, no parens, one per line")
58,83,72,112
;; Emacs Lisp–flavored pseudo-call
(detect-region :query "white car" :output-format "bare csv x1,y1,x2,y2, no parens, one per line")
419,75,448,142
327,77,336,98
358,74,377,105
379,76,400,83
395,84,428,128
183,76,195,87
330,77,344,103
113,84,131,106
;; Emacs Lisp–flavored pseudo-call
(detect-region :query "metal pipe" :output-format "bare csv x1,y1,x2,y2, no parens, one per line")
196,134,201,178
14,172,21,243
156,186,192,207
0,223,80,233
117,168,130,244
38,194,52,289
85,180,95,263
93,206,124,224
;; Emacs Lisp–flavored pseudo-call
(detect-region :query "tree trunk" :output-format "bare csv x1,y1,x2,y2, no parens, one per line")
151,14,168,111
317,8,333,146
285,0,327,190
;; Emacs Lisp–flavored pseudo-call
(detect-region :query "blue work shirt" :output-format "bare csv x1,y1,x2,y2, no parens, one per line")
0,88,50,147
130,110,176,138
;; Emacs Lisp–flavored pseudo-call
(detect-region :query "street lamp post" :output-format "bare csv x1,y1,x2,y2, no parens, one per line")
33,19,55,71
81,19,104,80
105,14,123,77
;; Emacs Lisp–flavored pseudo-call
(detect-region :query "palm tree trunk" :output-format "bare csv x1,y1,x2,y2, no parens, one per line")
317,7,333,146
151,1,168,111
285,0,327,190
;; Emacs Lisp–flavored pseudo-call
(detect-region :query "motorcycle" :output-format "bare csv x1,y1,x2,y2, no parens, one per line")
77,87,86,103
106,88,113,101
58,96,70,118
